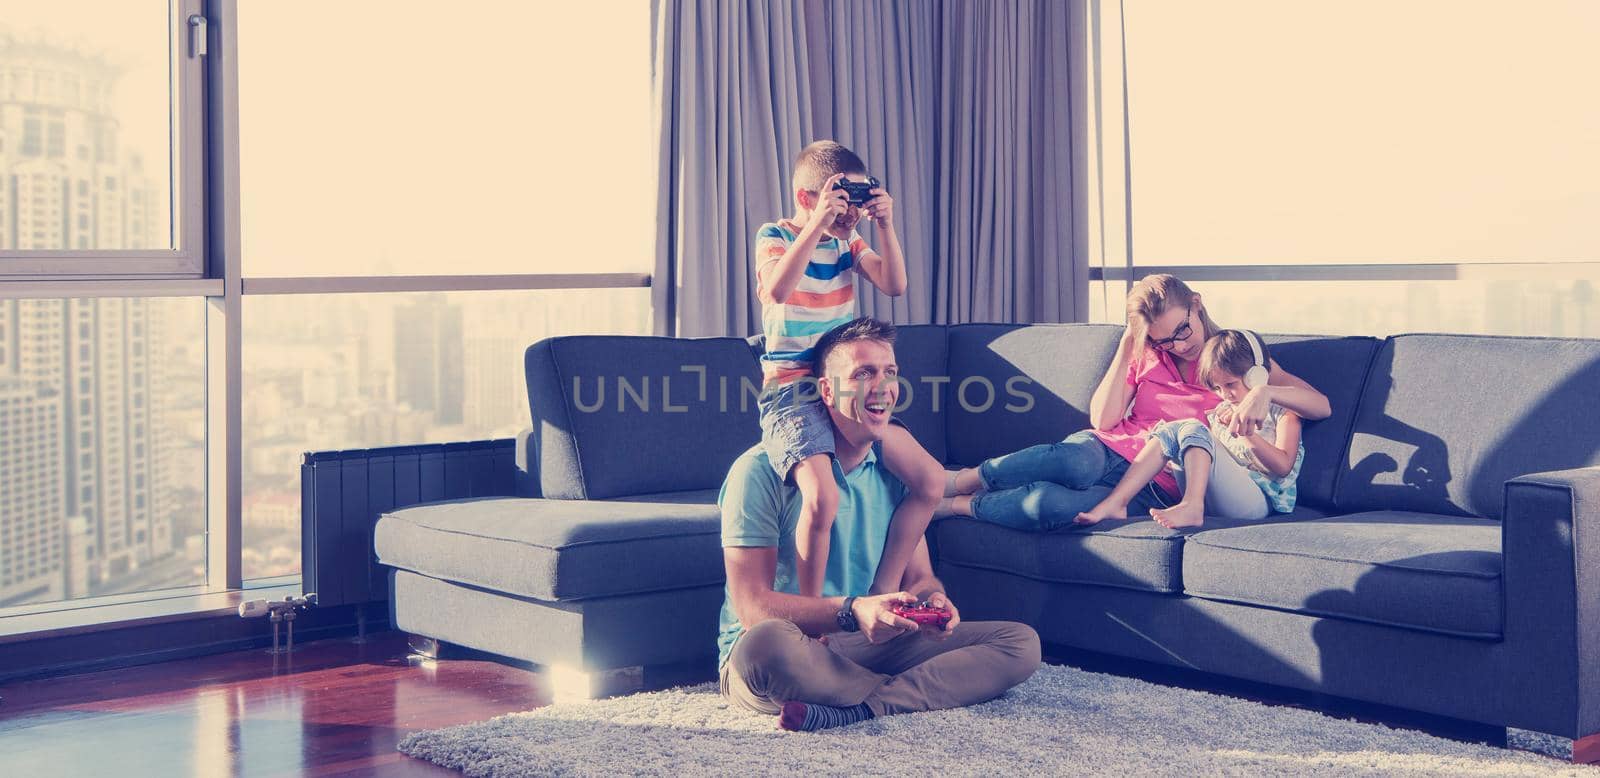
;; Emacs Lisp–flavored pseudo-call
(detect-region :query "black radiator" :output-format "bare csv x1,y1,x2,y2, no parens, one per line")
300,439,518,607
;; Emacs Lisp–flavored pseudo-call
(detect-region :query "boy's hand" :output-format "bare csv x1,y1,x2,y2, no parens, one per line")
809,173,850,228
864,187,894,230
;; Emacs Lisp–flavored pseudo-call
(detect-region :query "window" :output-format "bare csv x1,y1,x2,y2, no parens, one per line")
238,1,653,277
241,287,651,579
0,297,205,609
2,3,654,622
1120,3,1600,268
1091,2,1600,338
0,1,203,275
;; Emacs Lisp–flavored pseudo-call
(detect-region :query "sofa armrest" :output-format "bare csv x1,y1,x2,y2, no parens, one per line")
515,427,541,497
1502,465,1600,739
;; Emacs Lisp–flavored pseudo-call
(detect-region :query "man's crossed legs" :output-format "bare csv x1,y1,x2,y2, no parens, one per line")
721,618,1041,729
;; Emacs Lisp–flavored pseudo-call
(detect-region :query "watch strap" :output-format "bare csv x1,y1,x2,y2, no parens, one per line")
837,595,860,632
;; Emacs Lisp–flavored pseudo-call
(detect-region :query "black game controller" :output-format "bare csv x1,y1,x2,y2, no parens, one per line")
833,176,881,206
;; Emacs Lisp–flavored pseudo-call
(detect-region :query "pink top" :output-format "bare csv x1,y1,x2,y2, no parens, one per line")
1091,348,1221,498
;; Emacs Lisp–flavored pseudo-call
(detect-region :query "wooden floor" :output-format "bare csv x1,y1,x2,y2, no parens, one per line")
0,632,553,777
0,631,1578,775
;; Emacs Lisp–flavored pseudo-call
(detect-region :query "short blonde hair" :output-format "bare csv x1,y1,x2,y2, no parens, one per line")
1198,330,1269,389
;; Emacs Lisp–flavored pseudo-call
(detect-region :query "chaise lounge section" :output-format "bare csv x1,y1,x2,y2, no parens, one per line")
354,323,1600,757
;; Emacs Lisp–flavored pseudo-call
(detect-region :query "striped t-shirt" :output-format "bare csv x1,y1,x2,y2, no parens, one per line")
754,220,877,386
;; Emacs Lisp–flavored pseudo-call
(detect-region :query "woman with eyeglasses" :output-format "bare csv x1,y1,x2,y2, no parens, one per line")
937,274,1332,529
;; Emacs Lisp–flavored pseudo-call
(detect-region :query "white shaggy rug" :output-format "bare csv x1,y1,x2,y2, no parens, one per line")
398,663,1592,777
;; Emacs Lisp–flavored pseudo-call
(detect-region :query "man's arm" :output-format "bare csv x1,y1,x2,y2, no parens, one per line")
726,546,922,643
725,546,847,637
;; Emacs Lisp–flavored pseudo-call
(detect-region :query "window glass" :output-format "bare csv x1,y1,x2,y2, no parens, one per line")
238,2,653,276
1122,1,1600,265
0,297,205,611
0,3,177,252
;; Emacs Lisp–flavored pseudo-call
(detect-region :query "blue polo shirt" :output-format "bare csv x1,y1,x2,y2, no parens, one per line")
716,442,907,668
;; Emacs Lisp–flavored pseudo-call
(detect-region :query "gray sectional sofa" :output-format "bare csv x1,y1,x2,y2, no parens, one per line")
371,323,1600,750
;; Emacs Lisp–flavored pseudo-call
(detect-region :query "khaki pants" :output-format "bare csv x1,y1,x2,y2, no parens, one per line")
720,619,1041,717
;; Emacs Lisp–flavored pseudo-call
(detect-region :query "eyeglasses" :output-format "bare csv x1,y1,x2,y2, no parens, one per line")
1148,308,1194,352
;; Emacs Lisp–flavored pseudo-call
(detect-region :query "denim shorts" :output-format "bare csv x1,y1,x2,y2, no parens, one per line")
758,381,836,482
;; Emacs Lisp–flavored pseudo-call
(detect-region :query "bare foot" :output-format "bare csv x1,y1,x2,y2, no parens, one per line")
948,468,983,496
1151,501,1205,529
934,495,976,519
1074,499,1129,525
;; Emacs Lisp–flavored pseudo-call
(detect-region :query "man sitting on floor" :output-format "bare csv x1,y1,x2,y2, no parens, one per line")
717,317,1041,731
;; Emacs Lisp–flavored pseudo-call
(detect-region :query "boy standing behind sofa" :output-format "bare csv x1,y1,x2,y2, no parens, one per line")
754,140,945,600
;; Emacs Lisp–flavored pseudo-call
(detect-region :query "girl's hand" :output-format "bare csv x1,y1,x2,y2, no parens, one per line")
1230,386,1271,436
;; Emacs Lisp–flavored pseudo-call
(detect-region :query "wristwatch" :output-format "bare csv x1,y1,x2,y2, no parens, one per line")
836,596,860,632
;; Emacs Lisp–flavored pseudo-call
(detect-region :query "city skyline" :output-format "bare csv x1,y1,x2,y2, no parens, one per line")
0,31,195,608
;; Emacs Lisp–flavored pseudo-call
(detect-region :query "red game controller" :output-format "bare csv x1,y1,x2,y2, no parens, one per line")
890,600,952,628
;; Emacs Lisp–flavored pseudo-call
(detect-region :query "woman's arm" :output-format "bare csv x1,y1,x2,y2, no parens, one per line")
1247,411,1302,479
1089,328,1140,430
1230,359,1331,435
1263,360,1332,420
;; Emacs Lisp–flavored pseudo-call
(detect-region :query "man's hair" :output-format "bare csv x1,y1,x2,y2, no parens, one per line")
1198,330,1269,389
792,140,867,193
812,317,897,374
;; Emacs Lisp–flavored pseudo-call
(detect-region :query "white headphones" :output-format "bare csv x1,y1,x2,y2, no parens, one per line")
1242,330,1270,389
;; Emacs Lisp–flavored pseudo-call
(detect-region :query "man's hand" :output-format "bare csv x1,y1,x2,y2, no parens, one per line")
863,187,894,230
808,173,850,229
852,592,919,644
925,591,962,640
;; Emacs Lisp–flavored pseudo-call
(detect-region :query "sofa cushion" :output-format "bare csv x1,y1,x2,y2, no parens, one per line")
375,495,723,601
944,323,1123,467
526,336,761,500
933,516,1188,594
1261,335,1380,509
1181,511,1503,638
1335,334,1600,519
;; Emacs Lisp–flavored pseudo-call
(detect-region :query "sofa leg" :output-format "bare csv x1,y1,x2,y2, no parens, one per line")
406,633,444,660
1575,732,1600,765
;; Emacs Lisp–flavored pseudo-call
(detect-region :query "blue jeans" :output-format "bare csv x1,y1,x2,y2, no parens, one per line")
970,430,1170,531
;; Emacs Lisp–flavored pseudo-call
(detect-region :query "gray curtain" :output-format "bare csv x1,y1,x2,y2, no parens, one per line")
653,0,1081,336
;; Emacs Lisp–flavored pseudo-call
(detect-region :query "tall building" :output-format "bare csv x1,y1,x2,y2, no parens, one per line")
0,37,172,603
394,296,464,426
0,378,66,605
0,298,169,591
0,34,159,251
464,333,523,436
